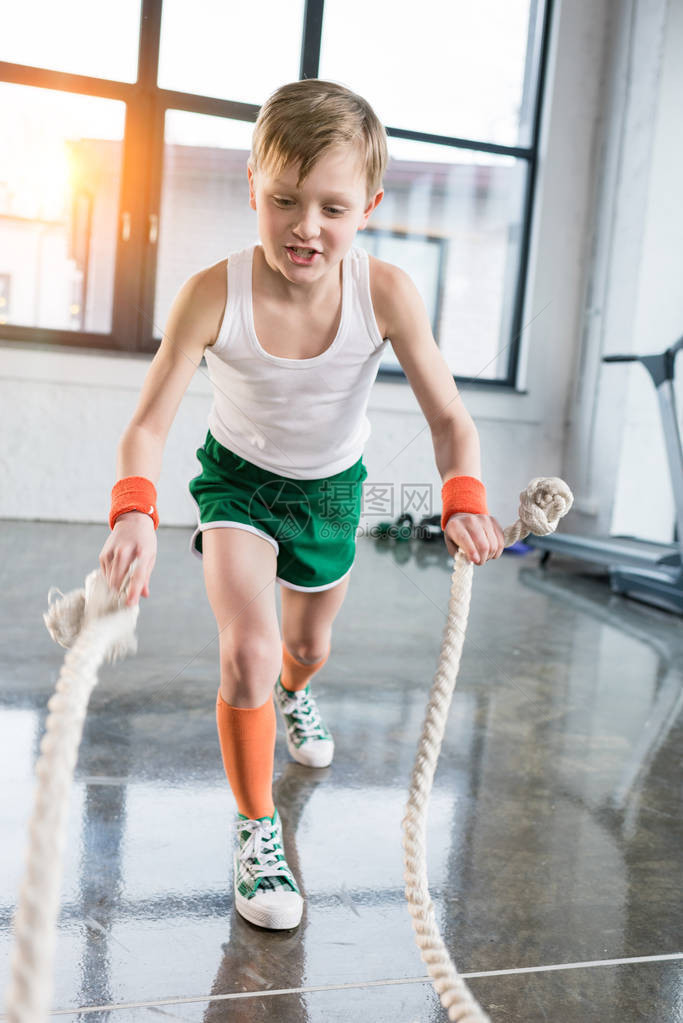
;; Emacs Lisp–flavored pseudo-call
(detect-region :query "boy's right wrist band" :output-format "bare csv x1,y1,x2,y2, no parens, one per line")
110,476,159,530
440,475,488,531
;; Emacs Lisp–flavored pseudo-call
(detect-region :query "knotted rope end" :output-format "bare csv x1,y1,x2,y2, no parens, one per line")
516,476,574,541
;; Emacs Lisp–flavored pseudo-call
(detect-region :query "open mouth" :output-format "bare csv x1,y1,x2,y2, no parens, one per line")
286,246,319,264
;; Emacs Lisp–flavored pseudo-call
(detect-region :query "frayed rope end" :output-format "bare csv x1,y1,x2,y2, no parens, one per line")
44,561,140,663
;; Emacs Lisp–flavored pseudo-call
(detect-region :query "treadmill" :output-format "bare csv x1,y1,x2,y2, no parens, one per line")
527,336,683,615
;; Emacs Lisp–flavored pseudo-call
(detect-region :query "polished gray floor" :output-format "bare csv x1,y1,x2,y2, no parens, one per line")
1,520,681,1022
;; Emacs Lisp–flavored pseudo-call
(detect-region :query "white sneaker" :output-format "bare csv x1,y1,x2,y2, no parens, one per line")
274,677,335,768
233,808,303,930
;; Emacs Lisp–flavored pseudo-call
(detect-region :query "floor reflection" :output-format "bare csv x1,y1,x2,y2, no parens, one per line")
0,523,681,1022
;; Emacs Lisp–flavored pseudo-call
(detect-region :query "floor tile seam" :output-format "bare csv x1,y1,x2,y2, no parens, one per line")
41,952,683,1015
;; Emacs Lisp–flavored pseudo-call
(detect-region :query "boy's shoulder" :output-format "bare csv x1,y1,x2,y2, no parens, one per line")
366,252,409,287
366,254,418,340
197,254,229,291
187,257,229,348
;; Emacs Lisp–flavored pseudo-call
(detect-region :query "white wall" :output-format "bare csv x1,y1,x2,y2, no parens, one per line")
0,0,620,537
562,0,679,543
611,0,683,542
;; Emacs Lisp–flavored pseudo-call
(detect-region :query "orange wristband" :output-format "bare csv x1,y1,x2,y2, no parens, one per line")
440,475,488,531
110,476,159,530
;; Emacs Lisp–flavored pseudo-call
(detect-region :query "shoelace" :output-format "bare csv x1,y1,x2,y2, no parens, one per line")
278,686,329,740
237,817,294,882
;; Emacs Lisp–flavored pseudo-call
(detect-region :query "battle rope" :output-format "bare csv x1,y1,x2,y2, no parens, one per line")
4,564,139,1023
402,476,573,1021
5,476,572,1023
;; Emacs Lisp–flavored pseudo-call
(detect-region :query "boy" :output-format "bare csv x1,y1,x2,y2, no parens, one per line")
100,79,504,930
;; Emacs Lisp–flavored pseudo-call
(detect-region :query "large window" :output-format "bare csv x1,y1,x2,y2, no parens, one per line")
0,0,552,385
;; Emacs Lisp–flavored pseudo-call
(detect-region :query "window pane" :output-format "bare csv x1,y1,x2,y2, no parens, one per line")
0,84,126,333
154,111,255,339
0,0,141,82
158,0,305,104
357,137,527,380
320,0,540,148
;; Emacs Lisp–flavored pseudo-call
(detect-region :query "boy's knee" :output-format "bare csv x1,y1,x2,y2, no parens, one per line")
219,635,280,702
284,641,329,665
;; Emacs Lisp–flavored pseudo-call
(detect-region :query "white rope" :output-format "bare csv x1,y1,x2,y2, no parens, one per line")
4,477,573,1023
4,563,139,1023
402,476,573,1021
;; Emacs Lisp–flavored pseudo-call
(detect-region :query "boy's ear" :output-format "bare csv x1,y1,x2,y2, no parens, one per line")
359,190,384,230
247,165,257,211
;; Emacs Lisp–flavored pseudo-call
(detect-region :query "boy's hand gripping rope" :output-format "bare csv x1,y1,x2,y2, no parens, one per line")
5,476,572,1023
402,476,573,1022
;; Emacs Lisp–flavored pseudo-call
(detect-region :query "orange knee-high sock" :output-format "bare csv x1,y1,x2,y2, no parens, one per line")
280,641,330,692
215,689,276,820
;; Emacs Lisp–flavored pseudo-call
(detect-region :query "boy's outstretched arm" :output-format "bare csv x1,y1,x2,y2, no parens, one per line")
99,266,224,604
370,258,505,565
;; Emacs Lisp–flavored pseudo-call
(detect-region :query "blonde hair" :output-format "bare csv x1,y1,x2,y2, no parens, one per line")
249,79,388,201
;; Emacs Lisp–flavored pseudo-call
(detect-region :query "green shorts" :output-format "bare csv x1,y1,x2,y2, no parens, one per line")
188,429,368,591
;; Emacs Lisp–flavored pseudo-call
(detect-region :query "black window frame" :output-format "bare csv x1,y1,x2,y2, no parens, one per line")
0,0,554,390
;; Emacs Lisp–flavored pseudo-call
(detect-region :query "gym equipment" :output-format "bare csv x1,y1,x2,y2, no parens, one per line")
416,513,443,542
527,336,683,615
376,512,414,540
4,566,139,1022
402,476,572,1021
375,512,443,542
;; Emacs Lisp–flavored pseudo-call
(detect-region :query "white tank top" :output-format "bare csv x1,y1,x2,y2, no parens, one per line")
204,243,389,478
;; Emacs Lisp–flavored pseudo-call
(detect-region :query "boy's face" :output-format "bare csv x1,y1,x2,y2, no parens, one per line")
248,145,383,284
